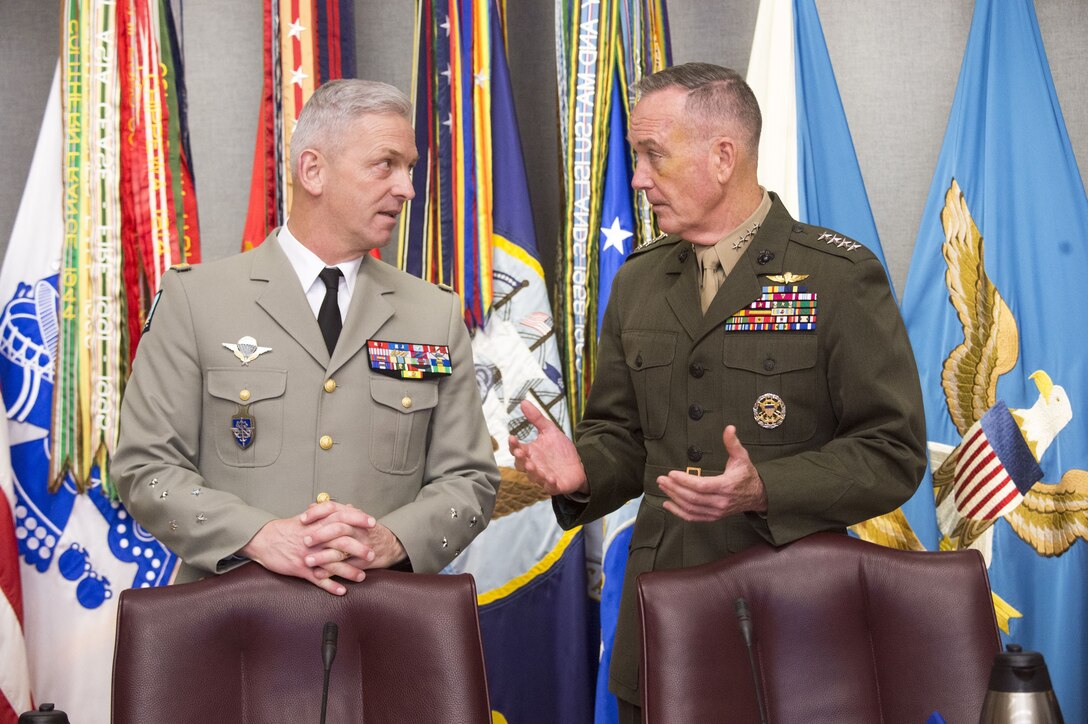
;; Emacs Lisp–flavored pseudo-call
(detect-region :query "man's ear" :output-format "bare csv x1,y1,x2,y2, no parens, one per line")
297,149,325,195
711,135,737,185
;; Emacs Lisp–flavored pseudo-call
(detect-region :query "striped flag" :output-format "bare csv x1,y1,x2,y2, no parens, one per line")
402,2,596,721
1,1,199,718
395,0,493,328
1,423,29,724
952,402,1041,521
555,0,670,425
554,3,672,721
242,0,357,252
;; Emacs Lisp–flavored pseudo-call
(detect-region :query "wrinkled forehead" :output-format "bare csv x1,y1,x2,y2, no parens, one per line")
347,113,418,156
627,88,689,145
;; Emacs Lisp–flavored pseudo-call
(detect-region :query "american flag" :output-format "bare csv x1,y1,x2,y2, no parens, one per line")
1,420,31,723
953,401,1042,520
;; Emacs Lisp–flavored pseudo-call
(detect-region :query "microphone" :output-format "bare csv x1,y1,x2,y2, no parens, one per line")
320,621,339,724
734,598,768,724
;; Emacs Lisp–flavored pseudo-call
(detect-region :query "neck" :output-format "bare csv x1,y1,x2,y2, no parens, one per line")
688,183,765,245
285,210,358,266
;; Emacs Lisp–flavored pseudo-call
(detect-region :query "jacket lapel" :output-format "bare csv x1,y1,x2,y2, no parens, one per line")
329,255,394,376
697,197,794,342
251,234,332,367
663,240,703,340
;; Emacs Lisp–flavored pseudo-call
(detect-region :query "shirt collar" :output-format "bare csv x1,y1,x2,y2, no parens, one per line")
696,188,773,273
276,224,364,296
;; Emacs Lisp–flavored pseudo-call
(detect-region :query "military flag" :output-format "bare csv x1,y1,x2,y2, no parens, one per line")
900,0,1088,718
553,2,671,721
746,0,889,272
241,0,357,251
402,2,595,721
745,0,941,551
1,0,200,717
596,73,635,332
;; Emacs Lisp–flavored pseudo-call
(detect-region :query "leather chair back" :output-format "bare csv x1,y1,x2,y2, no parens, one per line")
637,532,1001,723
112,564,491,723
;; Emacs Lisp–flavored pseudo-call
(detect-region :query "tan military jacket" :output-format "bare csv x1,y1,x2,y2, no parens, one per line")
556,196,926,704
114,234,499,580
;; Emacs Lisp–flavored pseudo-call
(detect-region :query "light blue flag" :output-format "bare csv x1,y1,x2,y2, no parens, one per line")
597,72,635,331
748,0,938,548
593,500,639,724
901,0,1088,719
747,0,890,273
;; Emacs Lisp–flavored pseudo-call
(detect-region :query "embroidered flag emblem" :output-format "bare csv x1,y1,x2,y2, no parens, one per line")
367,340,452,379
952,401,1043,520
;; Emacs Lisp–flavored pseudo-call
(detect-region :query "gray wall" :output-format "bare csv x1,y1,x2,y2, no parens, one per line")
3,1,1088,298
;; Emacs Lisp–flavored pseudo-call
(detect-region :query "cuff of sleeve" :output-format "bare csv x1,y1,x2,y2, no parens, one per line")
215,555,250,574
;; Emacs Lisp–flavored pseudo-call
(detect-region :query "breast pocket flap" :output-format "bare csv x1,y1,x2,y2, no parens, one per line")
622,331,676,370
206,368,287,402
723,334,816,375
369,376,439,414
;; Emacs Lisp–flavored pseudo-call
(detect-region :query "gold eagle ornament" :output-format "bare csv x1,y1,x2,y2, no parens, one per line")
853,179,1087,560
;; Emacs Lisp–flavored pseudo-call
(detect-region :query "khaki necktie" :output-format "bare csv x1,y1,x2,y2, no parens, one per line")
700,252,723,313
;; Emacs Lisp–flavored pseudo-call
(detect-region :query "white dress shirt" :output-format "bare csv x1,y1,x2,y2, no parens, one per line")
276,225,363,323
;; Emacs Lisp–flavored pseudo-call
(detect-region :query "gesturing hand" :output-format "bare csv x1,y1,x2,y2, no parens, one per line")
508,400,589,496
656,425,768,522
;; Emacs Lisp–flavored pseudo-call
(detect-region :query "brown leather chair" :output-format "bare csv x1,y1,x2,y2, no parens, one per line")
112,564,491,723
637,532,1001,723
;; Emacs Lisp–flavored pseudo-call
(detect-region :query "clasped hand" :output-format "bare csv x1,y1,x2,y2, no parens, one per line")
241,501,406,595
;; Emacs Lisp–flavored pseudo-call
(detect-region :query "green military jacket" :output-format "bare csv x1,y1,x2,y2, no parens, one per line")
556,196,926,704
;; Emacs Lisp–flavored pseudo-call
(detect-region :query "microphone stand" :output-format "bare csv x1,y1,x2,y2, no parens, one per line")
734,598,769,724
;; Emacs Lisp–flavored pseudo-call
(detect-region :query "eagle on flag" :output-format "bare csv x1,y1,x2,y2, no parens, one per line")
855,179,1088,562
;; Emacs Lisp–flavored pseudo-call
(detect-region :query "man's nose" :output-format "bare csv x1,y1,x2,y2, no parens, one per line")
394,170,416,200
630,163,651,190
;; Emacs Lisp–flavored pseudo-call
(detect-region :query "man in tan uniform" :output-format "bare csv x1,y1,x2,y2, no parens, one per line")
115,79,499,595
510,63,926,721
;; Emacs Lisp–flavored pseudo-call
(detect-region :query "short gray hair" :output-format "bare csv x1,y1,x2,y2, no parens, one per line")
290,79,412,174
637,63,762,155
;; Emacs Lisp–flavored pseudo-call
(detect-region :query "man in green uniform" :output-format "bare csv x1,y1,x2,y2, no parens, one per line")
509,63,926,722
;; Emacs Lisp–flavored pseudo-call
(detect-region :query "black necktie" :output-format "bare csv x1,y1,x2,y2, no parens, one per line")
317,267,343,355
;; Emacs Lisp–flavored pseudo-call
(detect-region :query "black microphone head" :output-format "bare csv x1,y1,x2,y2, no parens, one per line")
734,597,750,621
322,621,339,671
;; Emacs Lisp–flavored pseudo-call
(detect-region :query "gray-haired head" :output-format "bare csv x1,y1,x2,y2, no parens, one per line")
636,62,762,156
290,79,412,177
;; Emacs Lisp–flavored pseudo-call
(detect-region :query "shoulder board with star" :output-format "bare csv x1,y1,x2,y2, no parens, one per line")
168,262,194,273
626,232,680,260
437,282,455,294
788,223,876,262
